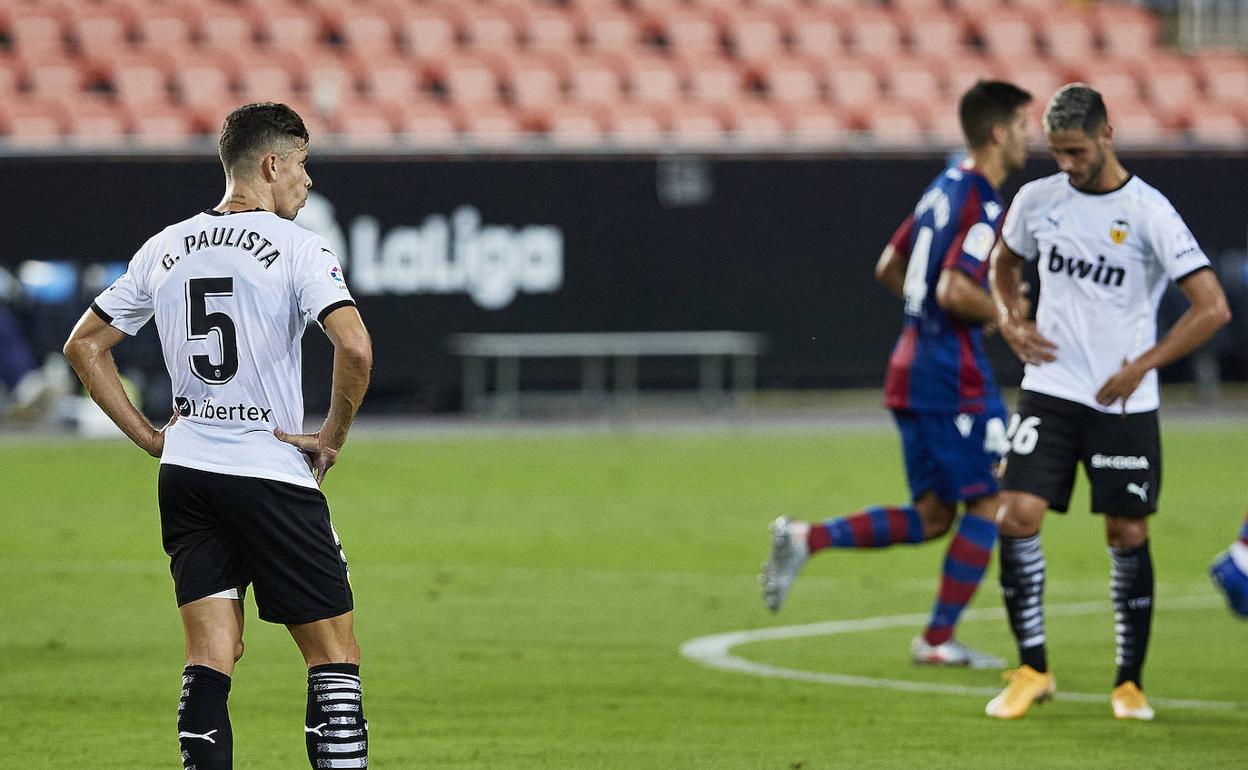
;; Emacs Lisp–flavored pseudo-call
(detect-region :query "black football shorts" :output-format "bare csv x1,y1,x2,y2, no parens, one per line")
158,463,354,624
1000,390,1160,518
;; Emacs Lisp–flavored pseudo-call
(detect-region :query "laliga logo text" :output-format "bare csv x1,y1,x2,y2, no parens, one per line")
297,193,564,311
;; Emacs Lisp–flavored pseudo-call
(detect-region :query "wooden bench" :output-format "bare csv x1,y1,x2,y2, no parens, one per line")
447,331,767,414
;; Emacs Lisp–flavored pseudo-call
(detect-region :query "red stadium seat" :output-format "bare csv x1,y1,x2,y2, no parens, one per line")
130,104,198,147
754,56,824,105
577,7,644,55
331,6,400,56
198,6,261,53
0,97,68,146
396,101,461,146
942,55,998,100
171,52,237,112
927,100,966,148
258,3,325,54
665,101,727,145
820,57,882,111
398,5,462,60
300,55,363,112
331,101,401,146
7,5,68,57
459,103,526,147
722,99,790,143
786,8,846,61
1192,50,1248,111
890,0,949,14
994,59,1064,108
1095,3,1159,63
888,57,946,109
626,56,687,105
605,102,667,146
0,58,19,99
460,5,523,52
433,53,504,107
535,102,608,146
134,4,199,53
1186,105,1246,147
69,5,135,62
523,6,579,54
1144,56,1201,119
862,101,928,146
359,56,424,108
903,11,969,62
503,54,565,111
235,53,301,104
64,96,130,147
99,50,175,109
565,53,627,106
19,53,87,101
683,54,745,104
1109,101,1166,146
1038,10,1097,66
805,0,862,17
788,100,850,147
723,9,786,65
845,10,905,59
648,7,723,58
976,13,1037,60
949,0,1006,14
1075,59,1142,108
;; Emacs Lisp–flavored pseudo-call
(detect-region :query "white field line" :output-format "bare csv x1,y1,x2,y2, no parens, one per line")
680,594,1242,711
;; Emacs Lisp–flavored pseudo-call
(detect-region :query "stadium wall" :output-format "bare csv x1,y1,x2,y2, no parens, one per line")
2,152,1245,413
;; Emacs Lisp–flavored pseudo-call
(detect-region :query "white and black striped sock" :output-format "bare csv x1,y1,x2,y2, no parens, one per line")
1000,534,1048,672
1110,540,1154,688
306,663,368,769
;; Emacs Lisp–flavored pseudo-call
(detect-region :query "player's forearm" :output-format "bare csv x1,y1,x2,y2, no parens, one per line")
64,343,157,450
937,271,996,325
1132,302,1231,375
989,254,1025,324
320,343,372,449
873,244,907,299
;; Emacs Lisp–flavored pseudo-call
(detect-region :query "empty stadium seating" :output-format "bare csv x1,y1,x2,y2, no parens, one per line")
0,0,1243,148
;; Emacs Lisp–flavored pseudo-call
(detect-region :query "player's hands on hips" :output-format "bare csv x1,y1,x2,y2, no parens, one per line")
275,428,340,485
140,409,179,458
999,318,1057,365
1096,358,1147,414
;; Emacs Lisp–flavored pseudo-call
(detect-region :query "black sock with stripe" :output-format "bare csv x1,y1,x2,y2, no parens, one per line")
1000,534,1048,673
178,664,232,769
1110,541,1154,688
306,663,368,769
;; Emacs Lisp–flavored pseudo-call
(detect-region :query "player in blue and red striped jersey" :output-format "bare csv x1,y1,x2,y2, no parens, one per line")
761,81,1033,668
1211,511,1248,617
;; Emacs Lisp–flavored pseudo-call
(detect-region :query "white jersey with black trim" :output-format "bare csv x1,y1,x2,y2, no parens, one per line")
1000,173,1210,414
92,209,354,488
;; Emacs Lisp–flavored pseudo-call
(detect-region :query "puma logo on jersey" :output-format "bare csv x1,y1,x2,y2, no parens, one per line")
179,730,218,744
1047,246,1125,287
1126,482,1149,501
305,723,327,737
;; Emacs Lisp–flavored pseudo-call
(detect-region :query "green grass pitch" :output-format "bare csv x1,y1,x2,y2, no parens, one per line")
3,423,1246,768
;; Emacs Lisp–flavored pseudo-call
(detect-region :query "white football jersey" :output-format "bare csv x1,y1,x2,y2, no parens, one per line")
93,209,354,488
1001,173,1210,413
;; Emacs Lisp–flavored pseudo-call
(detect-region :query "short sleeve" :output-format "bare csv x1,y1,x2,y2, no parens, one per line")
294,235,355,328
1145,199,1210,283
91,240,156,336
888,214,915,254
941,184,999,283
1000,184,1038,262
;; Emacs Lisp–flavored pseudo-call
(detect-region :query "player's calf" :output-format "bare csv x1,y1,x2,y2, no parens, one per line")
306,663,368,769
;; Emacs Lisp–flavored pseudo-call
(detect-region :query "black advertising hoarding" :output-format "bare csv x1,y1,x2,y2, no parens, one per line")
2,153,1244,412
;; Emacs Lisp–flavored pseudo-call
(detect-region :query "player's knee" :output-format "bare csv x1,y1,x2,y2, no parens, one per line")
1106,517,1148,548
915,496,956,539
996,494,1043,537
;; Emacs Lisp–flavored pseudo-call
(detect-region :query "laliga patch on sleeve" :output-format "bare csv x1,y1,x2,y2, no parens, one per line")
328,263,347,288
962,222,996,262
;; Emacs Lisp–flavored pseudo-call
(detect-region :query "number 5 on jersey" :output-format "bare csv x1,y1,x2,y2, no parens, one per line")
185,277,238,385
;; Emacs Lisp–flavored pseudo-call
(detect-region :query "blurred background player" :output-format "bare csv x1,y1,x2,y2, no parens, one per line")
1211,512,1248,617
760,81,1032,668
62,103,373,769
987,83,1232,720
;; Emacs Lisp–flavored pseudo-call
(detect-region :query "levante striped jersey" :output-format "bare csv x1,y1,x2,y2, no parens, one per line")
884,163,1004,414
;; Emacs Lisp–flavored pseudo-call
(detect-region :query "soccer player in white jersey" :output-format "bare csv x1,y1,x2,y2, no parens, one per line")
63,103,372,769
985,84,1232,720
